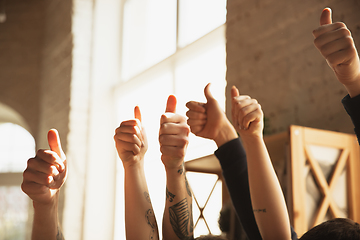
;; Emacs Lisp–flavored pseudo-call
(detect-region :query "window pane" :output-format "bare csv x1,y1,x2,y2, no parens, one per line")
178,0,226,47
0,186,29,240
122,0,177,80
175,41,226,160
0,123,35,173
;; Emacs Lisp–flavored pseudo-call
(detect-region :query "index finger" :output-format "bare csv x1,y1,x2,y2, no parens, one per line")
185,101,206,113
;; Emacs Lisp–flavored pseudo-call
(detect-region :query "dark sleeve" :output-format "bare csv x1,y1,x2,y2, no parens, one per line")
342,94,360,144
215,138,262,240
215,138,298,240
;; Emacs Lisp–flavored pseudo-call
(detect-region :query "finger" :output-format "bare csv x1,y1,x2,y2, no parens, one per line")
26,157,60,177
320,7,332,26
320,36,354,59
23,168,55,187
47,129,66,160
160,112,186,125
165,95,177,113
159,122,190,136
35,149,65,173
233,98,258,129
231,85,240,98
117,140,141,155
114,131,142,147
134,106,142,123
186,110,207,121
159,134,189,148
314,26,351,50
185,101,206,113
241,106,263,129
204,83,215,101
21,181,49,195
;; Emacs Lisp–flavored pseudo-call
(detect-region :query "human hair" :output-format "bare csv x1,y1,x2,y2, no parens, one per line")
194,235,227,240
299,218,360,240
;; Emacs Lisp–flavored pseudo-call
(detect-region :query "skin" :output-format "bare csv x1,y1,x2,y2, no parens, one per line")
313,7,360,98
185,83,238,148
231,86,291,240
21,129,67,240
114,96,193,240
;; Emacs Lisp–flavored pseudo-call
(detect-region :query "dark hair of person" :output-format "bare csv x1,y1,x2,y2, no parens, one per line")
195,235,227,240
299,218,360,240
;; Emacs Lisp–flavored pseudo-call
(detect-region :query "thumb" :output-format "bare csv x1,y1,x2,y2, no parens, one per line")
204,83,215,102
134,106,142,122
320,7,332,26
165,95,177,113
231,85,240,98
47,129,66,160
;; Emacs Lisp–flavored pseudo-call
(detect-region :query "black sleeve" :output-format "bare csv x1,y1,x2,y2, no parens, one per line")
215,138,298,240
215,138,262,240
342,94,360,144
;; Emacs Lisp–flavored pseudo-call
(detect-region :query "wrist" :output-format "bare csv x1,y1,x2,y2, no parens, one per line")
345,74,360,98
214,124,238,147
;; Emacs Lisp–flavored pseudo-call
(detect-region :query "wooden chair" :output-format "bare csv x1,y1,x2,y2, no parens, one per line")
288,125,360,237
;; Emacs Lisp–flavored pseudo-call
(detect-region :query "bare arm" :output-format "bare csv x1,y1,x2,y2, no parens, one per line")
231,86,291,240
114,106,159,240
160,95,194,240
21,129,67,240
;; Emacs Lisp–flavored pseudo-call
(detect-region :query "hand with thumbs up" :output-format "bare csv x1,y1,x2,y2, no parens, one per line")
313,7,360,97
159,95,190,170
231,86,264,139
186,83,238,147
21,129,67,205
114,106,148,168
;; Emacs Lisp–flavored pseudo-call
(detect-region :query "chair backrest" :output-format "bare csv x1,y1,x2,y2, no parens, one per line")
288,125,360,237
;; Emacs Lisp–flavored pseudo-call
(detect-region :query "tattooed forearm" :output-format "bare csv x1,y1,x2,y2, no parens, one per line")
56,226,65,240
169,198,193,240
145,208,158,240
166,187,176,202
253,209,267,213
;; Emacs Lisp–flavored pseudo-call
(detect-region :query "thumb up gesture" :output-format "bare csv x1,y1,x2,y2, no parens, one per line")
159,95,190,170
313,8,360,96
21,129,67,204
114,106,148,168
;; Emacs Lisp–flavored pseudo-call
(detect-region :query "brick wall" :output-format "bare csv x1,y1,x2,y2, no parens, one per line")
0,0,44,140
226,0,360,135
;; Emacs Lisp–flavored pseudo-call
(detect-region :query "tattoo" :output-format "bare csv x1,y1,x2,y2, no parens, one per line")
56,226,65,240
145,208,158,240
178,163,184,175
169,198,193,240
144,191,151,204
166,187,176,202
185,176,192,197
253,209,267,213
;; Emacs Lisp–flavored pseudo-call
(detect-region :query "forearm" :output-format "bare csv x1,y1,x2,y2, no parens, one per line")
32,195,63,240
344,73,360,98
242,136,291,240
124,164,159,240
163,165,193,240
215,138,262,240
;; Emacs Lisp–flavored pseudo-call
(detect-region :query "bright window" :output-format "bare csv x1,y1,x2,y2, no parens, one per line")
115,1,227,238
0,122,35,240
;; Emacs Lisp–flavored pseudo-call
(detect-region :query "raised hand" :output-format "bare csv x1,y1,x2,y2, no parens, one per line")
313,8,360,97
231,86,264,138
159,95,190,169
21,129,67,205
186,83,237,147
114,106,148,168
